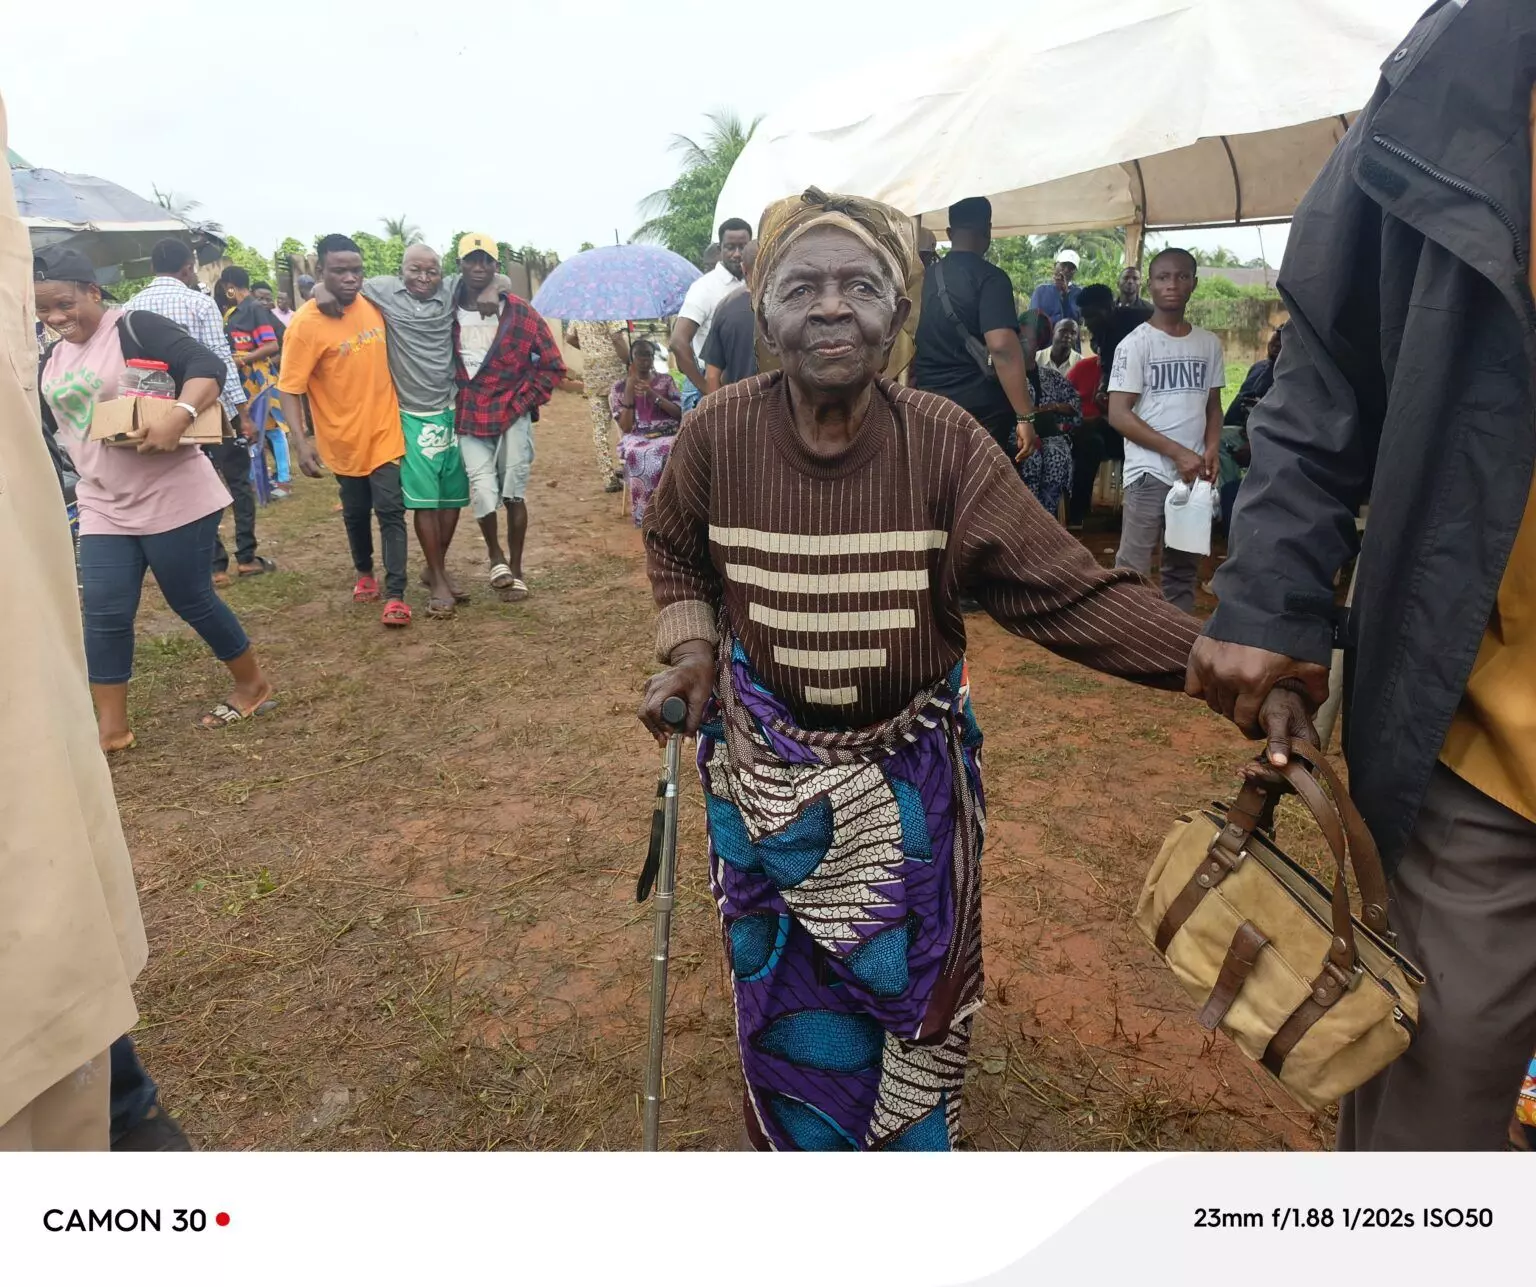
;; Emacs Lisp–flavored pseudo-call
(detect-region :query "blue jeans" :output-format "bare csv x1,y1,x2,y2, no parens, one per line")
79,511,251,685
680,378,702,412
109,1036,159,1143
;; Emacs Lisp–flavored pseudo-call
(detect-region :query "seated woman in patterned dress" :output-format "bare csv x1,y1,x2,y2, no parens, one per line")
1015,359,1081,521
610,339,682,527
637,187,1199,1151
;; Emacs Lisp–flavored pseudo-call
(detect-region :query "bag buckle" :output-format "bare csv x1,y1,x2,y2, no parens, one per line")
1317,959,1363,1002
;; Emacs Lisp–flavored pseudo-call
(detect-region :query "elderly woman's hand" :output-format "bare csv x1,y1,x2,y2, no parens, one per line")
639,642,714,747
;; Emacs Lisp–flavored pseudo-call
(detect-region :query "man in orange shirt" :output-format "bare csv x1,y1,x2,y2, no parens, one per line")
278,234,411,627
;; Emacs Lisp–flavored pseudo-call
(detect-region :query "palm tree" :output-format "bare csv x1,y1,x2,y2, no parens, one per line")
152,184,223,237
632,109,762,261
380,215,423,245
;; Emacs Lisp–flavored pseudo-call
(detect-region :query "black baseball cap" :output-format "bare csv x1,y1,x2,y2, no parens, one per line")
33,244,115,299
947,196,993,230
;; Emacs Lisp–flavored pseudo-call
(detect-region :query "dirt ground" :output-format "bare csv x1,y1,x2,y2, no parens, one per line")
113,390,1330,1151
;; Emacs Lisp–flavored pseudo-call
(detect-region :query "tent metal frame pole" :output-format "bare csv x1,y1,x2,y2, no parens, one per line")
1219,135,1244,224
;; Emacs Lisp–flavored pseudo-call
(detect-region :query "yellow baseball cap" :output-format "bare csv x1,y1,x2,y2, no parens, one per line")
457,232,498,260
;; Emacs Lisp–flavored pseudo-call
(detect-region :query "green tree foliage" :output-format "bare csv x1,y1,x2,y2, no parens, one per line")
380,215,423,245
988,229,1128,302
633,109,762,267
222,235,277,283
152,184,223,238
349,231,406,278
277,236,307,262
578,241,596,253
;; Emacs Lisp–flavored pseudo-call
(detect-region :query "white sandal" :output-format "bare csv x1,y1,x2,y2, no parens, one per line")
488,561,515,589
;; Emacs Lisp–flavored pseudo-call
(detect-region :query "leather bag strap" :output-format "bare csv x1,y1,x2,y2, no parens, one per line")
1283,742,1392,937
1197,921,1269,1031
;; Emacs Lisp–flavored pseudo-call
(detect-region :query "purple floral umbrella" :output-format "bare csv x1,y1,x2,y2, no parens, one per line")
531,244,702,321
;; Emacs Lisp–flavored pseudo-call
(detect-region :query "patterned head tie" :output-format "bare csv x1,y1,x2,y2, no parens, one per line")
752,186,920,304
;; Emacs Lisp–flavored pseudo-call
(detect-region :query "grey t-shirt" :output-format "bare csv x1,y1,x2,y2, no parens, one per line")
360,274,464,414
1109,321,1225,486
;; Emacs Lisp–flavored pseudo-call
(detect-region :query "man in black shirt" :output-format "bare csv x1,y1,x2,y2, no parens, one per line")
912,196,1034,457
1078,283,1153,398
703,241,759,392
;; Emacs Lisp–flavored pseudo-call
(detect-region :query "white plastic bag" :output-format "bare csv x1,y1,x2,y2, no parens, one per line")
1164,478,1215,556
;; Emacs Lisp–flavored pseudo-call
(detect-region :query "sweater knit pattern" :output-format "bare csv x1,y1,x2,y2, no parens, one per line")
645,373,1199,728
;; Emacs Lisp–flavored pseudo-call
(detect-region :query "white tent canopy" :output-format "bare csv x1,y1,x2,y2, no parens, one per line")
714,0,1427,241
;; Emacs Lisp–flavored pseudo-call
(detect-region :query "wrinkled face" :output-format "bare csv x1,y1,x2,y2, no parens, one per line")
462,250,497,293
1149,253,1197,312
719,229,751,280
321,250,365,306
1119,265,1141,297
253,286,275,307
34,280,104,343
402,245,443,300
758,225,909,399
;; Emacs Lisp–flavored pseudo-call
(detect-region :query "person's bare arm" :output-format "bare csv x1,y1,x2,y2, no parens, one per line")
609,328,631,365
651,387,681,419
1107,392,1205,483
705,364,723,395
669,318,705,390
985,327,1035,455
616,375,638,433
279,391,323,476
566,324,580,349
238,340,280,366
134,376,220,453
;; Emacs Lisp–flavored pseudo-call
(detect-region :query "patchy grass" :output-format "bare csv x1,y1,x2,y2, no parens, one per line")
111,391,1323,1152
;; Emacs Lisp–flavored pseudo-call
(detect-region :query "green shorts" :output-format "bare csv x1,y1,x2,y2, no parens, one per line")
399,408,470,510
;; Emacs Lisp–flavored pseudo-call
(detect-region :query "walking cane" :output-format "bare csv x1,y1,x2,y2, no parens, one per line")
636,695,687,1151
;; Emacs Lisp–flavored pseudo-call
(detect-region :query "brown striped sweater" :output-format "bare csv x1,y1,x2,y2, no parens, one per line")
644,373,1200,728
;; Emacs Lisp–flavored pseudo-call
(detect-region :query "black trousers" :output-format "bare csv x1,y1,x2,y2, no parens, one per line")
971,405,1019,459
204,434,257,571
337,462,407,600
1067,417,1124,526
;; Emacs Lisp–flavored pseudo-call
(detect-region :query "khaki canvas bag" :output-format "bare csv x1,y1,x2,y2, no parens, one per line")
1134,743,1424,1112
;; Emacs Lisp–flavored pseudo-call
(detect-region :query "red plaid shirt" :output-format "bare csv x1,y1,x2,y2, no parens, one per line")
453,295,567,437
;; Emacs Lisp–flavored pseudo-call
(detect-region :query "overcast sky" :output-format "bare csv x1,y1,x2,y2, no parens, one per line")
4,0,1291,266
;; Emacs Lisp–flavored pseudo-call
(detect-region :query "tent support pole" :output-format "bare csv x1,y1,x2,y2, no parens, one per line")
1123,222,1145,268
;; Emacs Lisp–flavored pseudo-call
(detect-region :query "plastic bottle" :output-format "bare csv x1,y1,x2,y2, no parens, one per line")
118,358,176,400
1164,477,1215,555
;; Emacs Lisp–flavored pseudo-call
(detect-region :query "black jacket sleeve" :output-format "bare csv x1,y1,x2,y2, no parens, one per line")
116,309,228,393
1204,125,1389,665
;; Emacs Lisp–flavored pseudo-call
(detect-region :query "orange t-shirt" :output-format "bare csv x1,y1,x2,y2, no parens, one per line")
277,297,403,477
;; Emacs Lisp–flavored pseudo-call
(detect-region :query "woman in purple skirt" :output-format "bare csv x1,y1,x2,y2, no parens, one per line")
639,189,1198,1150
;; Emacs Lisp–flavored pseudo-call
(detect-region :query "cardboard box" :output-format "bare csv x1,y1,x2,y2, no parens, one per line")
90,397,230,447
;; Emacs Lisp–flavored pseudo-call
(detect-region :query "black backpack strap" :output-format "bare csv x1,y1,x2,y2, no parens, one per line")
930,258,997,381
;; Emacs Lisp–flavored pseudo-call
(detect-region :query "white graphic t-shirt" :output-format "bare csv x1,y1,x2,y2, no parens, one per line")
457,308,500,381
1109,322,1225,487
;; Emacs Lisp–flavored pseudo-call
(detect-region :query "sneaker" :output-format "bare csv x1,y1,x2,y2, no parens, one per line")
113,1105,193,1152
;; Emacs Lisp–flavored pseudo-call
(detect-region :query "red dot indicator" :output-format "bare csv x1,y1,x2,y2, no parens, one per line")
215,1213,230,1228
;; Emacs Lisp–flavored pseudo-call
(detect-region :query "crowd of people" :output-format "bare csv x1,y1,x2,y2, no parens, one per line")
7,0,1536,1157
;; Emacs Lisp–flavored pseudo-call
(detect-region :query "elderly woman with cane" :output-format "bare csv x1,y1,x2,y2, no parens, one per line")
638,188,1200,1151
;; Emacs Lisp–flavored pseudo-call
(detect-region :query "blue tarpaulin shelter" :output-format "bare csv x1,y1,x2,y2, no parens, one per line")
11,165,196,282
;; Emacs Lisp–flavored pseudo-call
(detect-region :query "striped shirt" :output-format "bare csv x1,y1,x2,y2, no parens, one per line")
645,373,1199,727
125,276,245,416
